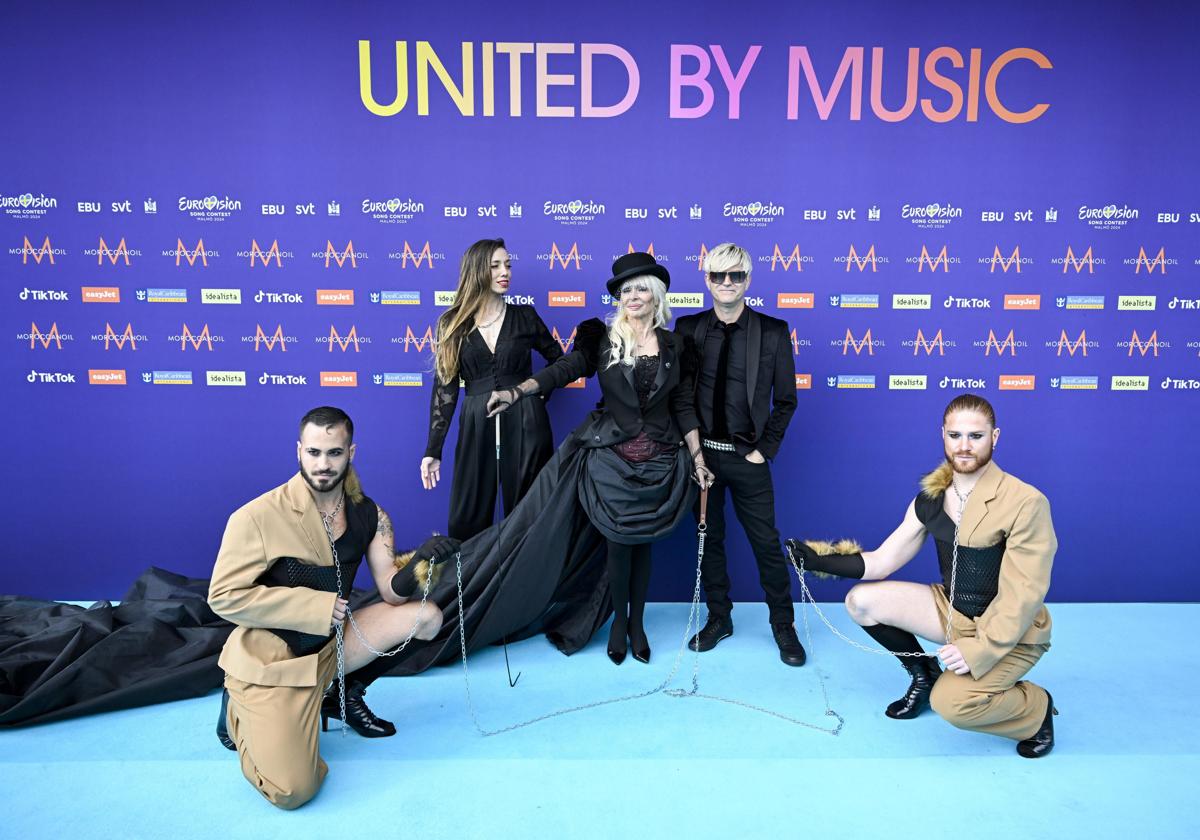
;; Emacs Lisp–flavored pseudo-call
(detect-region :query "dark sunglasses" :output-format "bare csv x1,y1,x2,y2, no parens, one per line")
708,271,748,285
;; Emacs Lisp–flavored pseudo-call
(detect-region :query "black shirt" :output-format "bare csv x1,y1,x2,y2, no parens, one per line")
696,308,752,440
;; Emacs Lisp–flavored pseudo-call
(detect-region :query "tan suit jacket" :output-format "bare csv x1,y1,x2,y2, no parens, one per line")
209,473,340,687
949,463,1056,678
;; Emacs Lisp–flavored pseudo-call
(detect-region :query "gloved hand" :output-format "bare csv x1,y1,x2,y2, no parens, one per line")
391,535,461,598
784,538,866,580
413,535,461,566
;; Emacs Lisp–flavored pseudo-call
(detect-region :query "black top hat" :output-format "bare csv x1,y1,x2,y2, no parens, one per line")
606,251,671,298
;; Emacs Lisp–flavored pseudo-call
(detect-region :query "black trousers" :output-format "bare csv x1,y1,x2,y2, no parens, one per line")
694,448,794,624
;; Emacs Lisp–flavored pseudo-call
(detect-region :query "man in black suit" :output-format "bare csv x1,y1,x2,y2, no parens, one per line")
675,243,804,665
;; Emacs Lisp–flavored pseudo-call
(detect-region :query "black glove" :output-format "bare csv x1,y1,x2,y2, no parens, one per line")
391,536,461,598
784,538,866,580
413,535,460,566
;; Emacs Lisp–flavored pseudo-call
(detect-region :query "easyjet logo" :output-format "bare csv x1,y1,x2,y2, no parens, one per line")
1128,329,1159,357
1062,245,1094,274
549,242,581,270
843,327,874,356
82,287,120,303
400,240,434,269
324,240,357,268
990,245,1021,273
316,289,355,305
549,291,586,307
103,322,138,350
88,369,127,385
917,245,949,272
771,244,803,272
328,325,360,352
1004,294,1040,310
180,323,214,351
845,243,877,272
97,236,131,266
795,373,812,389
1134,246,1166,275
175,238,209,267
1056,329,1088,357
249,239,282,267
320,371,358,387
999,375,1035,390
777,292,814,309
254,324,288,351
984,329,1017,356
22,236,54,265
913,328,945,356
29,321,63,349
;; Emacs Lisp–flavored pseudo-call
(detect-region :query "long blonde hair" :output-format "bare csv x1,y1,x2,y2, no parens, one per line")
605,275,671,368
434,238,505,384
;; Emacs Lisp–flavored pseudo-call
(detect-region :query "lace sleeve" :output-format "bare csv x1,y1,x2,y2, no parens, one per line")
425,373,461,460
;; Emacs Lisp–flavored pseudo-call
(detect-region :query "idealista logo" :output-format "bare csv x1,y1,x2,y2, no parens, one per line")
836,244,887,271
1127,246,1175,274
388,241,443,268
826,374,875,390
938,376,987,390
376,372,423,387
829,294,879,309
761,244,812,271
795,374,812,390
168,238,215,266
178,195,242,222
242,239,294,266
172,323,224,351
1053,245,1102,273
2,192,57,219
1051,375,1098,390
1118,295,1156,311
1111,376,1149,391
833,327,884,355
1078,204,1137,231
888,375,927,390
666,292,705,309
27,369,76,384
86,237,141,265
1056,295,1103,310
983,245,1031,273
1004,294,1040,310
319,324,370,351
147,370,193,385
140,287,188,304
723,201,785,229
318,240,364,268
539,242,591,270
910,245,960,271
23,321,73,349
778,292,814,309
543,199,605,227
435,291,457,307
94,322,146,350
901,202,962,229
549,291,586,307
88,369,127,385
372,290,421,305
893,294,931,310
362,197,424,225
998,375,1035,390
320,371,358,387
316,289,355,306
255,289,304,304
1117,329,1169,357
201,288,241,304
258,372,308,386
206,370,247,386
19,287,68,302
246,324,298,351
17,236,65,265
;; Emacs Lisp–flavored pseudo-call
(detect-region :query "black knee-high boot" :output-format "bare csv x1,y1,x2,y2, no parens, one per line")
606,540,632,664
862,623,942,719
627,544,652,663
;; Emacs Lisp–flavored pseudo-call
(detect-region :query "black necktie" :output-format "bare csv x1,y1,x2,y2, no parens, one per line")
712,325,730,439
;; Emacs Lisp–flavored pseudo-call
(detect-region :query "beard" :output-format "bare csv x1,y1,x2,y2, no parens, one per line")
299,462,346,494
945,445,993,475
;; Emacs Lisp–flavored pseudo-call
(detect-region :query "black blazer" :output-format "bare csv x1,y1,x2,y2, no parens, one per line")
673,308,797,460
533,318,699,449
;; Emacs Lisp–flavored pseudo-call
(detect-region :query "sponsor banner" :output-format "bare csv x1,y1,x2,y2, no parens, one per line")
201,288,242,304
892,294,931,310
667,292,704,308
205,370,246,386
999,375,1036,390
435,291,457,306
375,291,421,305
82,287,121,303
889,375,927,390
565,377,586,388
1004,294,1041,310
1111,375,1150,391
1057,295,1103,310
832,294,879,309
316,289,355,306
549,291,586,307
320,371,358,387
1118,295,1156,311
1055,375,1099,390
828,374,876,389
149,370,193,385
795,373,812,390
778,293,814,309
88,369,127,385
378,372,423,386
144,288,187,303
26,370,76,383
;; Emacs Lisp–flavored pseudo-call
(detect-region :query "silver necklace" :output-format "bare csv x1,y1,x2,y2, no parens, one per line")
476,302,506,329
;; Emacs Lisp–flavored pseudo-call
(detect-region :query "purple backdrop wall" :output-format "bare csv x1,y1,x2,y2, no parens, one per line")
3,1,1197,602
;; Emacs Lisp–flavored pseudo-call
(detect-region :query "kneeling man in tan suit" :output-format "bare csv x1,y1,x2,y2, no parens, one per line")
209,406,448,809
787,393,1058,758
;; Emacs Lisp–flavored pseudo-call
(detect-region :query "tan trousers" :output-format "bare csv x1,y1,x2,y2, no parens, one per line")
224,641,338,810
929,584,1051,741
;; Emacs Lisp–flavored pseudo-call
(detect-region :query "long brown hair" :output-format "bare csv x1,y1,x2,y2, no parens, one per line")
434,238,506,384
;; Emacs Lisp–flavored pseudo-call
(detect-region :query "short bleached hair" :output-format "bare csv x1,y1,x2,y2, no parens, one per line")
703,242,752,276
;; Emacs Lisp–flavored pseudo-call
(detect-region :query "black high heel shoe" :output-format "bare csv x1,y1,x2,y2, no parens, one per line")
321,681,397,738
215,688,236,751
629,626,651,664
607,620,628,665
1016,689,1058,758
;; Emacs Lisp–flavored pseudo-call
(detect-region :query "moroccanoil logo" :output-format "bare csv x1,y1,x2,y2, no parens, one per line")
795,373,812,389
316,289,355,306
254,324,289,351
320,371,357,387
1056,329,1089,357
778,293,814,309
548,242,581,270
845,243,878,272
1127,329,1161,357
549,291,586,307
1111,375,1149,391
28,321,65,349
770,244,803,272
175,238,209,267
550,326,576,353
692,243,710,271
1061,245,1095,274
911,328,946,356
88,369,127,385
998,375,1035,390
178,323,214,351
22,236,56,265
249,239,283,267
842,327,875,356
1004,294,1040,310
206,370,246,386
102,322,139,350
324,240,358,268
988,245,1022,273
396,325,436,353
325,325,362,352
82,287,120,303
1133,246,1167,274
97,237,132,266
983,329,1018,356
917,245,950,272
400,241,434,268
627,243,655,257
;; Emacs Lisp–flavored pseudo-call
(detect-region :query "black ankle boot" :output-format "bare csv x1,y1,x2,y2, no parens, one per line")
885,656,942,720
321,681,397,738
215,688,236,751
1016,689,1057,758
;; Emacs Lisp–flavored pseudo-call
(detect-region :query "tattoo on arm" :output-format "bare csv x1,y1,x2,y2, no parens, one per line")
376,506,395,555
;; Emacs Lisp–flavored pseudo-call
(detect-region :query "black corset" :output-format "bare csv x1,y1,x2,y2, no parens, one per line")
934,539,1006,618
257,556,363,656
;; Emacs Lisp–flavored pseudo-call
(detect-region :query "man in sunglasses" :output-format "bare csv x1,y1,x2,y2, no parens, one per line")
674,243,803,665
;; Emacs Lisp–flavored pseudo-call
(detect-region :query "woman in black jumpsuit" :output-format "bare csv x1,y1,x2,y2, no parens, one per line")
421,238,563,540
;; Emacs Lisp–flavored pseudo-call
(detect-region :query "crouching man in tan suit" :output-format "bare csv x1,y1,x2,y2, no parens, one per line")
209,406,448,809
786,393,1059,758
